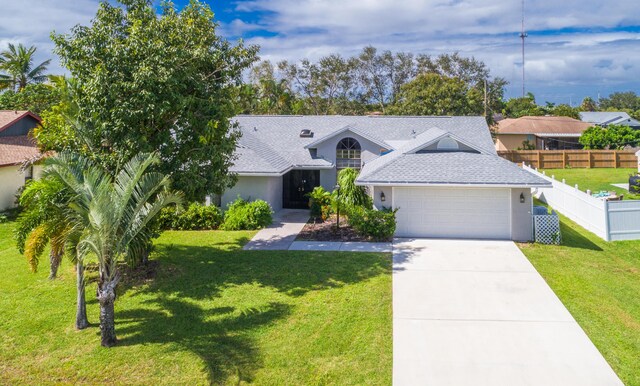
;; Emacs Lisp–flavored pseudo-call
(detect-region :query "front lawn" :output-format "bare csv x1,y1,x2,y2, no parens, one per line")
0,222,391,384
542,168,640,199
519,213,640,385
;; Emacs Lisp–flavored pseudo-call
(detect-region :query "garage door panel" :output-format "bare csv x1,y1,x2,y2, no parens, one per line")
394,187,511,239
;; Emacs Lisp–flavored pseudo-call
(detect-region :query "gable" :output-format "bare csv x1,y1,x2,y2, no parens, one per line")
416,136,479,153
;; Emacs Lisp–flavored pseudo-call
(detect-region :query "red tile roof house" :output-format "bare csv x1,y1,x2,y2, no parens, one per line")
0,111,43,210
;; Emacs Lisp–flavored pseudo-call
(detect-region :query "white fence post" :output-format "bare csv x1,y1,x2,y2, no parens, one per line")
523,164,640,241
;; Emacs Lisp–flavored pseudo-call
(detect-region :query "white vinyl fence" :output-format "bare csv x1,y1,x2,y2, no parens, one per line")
524,164,640,241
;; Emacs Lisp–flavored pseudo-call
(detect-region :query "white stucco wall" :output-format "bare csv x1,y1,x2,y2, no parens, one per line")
372,185,393,210
0,165,26,210
221,175,283,211
511,188,534,242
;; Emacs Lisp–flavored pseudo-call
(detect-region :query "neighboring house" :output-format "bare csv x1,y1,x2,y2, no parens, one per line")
0,111,43,210
494,116,592,150
579,111,640,129
223,115,550,241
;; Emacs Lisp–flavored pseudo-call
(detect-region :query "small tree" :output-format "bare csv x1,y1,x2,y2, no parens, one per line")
14,176,89,329
334,168,372,214
46,152,182,347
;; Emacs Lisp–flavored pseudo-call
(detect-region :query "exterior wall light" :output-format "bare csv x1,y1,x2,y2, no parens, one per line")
520,192,525,203
380,191,386,202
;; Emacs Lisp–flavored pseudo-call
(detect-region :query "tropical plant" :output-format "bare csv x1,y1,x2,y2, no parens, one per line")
307,186,332,221
220,198,273,230
579,124,640,150
334,168,372,214
158,203,223,230
14,176,89,329
0,43,51,91
348,207,398,241
45,152,182,347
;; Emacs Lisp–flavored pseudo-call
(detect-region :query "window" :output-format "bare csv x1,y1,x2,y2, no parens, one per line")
436,137,459,151
24,166,33,182
336,137,361,170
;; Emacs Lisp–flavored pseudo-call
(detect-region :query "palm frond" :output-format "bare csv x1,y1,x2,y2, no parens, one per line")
24,225,49,272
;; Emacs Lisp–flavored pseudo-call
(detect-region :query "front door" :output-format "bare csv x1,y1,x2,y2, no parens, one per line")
283,170,320,209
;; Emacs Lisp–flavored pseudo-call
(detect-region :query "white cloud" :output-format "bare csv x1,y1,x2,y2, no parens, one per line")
0,0,99,75
2,0,638,104
229,0,640,103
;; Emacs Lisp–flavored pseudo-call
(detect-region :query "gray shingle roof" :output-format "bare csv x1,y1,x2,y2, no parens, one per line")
231,115,496,175
357,152,550,186
579,111,640,126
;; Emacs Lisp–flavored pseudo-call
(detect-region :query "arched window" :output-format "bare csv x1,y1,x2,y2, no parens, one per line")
336,137,361,170
436,137,459,151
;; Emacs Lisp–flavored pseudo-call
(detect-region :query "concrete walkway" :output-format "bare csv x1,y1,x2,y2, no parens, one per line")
243,209,310,250
243,209,393,252
289,241,392,252
393,238,622,386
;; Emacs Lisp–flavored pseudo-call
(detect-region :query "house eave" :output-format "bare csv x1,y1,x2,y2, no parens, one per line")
234,164,334,177
355,181,552,188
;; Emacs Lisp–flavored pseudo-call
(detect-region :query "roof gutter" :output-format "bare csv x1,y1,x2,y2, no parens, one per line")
355,181,552,188
235,164,334,177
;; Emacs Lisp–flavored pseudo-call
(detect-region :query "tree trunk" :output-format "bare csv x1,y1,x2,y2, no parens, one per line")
48,250,62,280
141,247,149,266
75,260,89,330
97,278,118,347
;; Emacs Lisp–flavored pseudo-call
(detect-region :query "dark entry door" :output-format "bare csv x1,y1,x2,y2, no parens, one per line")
283,170,320,209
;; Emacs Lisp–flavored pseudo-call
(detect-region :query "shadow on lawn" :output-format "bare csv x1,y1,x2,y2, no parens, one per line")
560,220,602,251
116,236,390,384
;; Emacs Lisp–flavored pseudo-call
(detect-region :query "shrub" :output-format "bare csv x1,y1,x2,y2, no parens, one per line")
0,214,7,224
307,186,332,221
158,203,223,230
348,207,398,241
333,168,372,214
221,197,273,230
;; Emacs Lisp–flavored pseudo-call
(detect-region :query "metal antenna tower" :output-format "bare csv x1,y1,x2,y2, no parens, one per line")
519,0,528,97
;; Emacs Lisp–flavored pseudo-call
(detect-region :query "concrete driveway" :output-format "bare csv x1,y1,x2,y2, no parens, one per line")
393,238,622,386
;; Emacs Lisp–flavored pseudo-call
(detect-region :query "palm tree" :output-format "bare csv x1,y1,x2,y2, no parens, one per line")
46,152,182,347
0,43,51,91
15,177,90,329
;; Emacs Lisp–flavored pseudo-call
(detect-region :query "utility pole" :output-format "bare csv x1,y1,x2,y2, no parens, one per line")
519,0,528,97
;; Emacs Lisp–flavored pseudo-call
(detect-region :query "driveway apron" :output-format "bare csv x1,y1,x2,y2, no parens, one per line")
392,238,622,386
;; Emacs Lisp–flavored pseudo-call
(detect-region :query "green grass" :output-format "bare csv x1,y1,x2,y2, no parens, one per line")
0,222,391,385
519,212,640,385
542,168,640,199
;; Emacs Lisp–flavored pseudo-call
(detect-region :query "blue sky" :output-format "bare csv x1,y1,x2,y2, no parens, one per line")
1,0,639,105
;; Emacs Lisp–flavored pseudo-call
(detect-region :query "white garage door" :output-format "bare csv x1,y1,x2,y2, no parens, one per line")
394,187,511,239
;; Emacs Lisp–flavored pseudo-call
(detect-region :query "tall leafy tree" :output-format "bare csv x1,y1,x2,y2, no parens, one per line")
416,52,507,118
599,91,640,111
14,177,89,329
503,93,545,118
387,73,483,116
579,124,640,150
46,152,182,347
51,0,258,201
0,82,61,115
0,43,51,91
549,103,580,119
580,97,598,112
